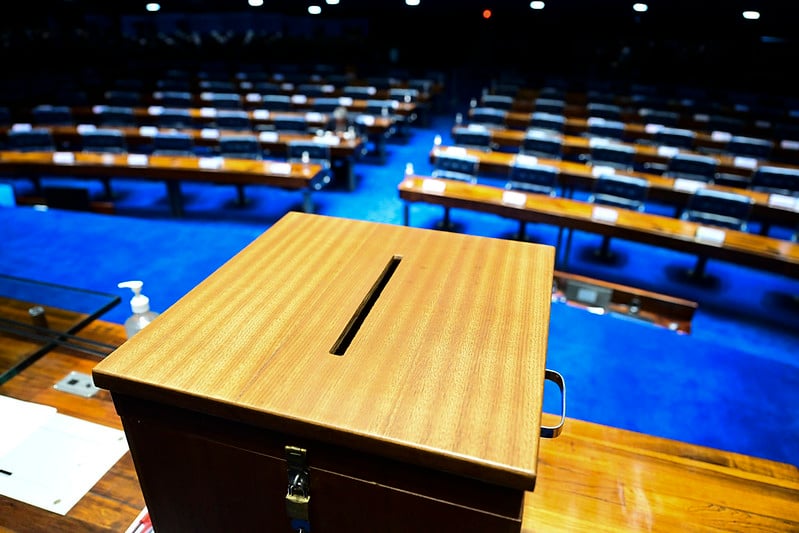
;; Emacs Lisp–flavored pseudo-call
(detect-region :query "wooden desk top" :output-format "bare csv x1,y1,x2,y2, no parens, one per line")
93,212,556,491
3,318,797,531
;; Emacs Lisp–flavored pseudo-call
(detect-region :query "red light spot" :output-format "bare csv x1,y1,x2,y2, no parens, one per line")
483,9,492,19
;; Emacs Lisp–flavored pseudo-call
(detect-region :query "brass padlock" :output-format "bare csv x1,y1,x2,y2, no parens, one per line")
286,490,310,522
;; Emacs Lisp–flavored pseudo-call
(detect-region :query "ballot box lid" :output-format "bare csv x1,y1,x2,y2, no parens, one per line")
93,212,555,491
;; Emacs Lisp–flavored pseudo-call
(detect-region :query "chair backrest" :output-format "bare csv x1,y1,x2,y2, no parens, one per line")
490,83,520,97
506,160,559,195
80,129,127,153
218,134,262,159
297,84,328,97
481,94,514,110
251,81,281,93
313,97,342,113
654,127,696,149
342,85,377,99
534,98,566,114
156,79,191,91
262,94,293,111
470,107,507,128
750,165,799,196
638,108,680,127
199,80,236,91
586,102,622,120
158,91,193,107
388,88,419,103
152,131,195,156
105,90,143,106
97,106,137,127
726,135,774,159
7,128,55,151
529,111,566,134
431,152,480,183
215,110,252,130
586,117,625,140
589,173,649,211
707,114,746,134
365,99,398,117
156,108,194,129
681,188,753,230
588,142,636,171
286,140,331,167
200,92,242,110
665,153,718,183
31,105,73,126
451,125,492,151
520,128,563,159
272,115,309,133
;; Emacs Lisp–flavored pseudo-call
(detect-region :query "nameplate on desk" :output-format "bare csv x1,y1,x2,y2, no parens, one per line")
733,156,758,169
280,82,294,91
781,140,799,151
245,93,261,102
657,146,680,157
672,178,706,192
91,105,106,114
200,92,213,101
514,154,539,166
695,226,726,246
422,178,447,193
502,190,527,207
768,193,799,210
591,165,616,177
338,97,354,106
587,117,607,127
52,152,75,165
11,123,33,132
252,109,270,120
200,128,220,139
259,131,279,142
693,113,710,122
357,115,375,126
644,123,663,134
138,126,158,137
591,205,619,223
127,154,149,166
314,135,341,145
101,154,115,165
200,107,217,118
305,112,324,122
269,162,292,175
291,94,308,104
710,130,733,142
322,84,335,93
239,81,252,89
443,146,467,156
147,106,164,115
588,137,612,147
76,124,97,134
198,157,223,169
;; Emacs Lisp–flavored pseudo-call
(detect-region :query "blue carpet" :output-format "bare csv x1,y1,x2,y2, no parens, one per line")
2,111,798,467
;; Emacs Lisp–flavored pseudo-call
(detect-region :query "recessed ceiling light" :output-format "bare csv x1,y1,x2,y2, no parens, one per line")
633,3,648,13
308,5,322,14
248,0,263,6
742,10,760,20
406,0,421,6
326,0,340,4
530,1,544,9
145,3,160,12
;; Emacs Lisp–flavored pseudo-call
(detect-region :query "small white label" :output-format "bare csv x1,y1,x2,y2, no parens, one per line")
591,205,619,223
269,162,292,175
657,145,679,157
673,178,706,192
200,107,217,118
245,93,261,102
198,157,223,169
422,179,447,193
53,152,75,164
338,97,354,106
733,156,758,169
710,130,732,142
514,154,538,166
502,190,527,207
780,140,799,150
138,126,158,137
322,84,335,93
588,137,612,148
11,123,33,131
91,105,105,114
127,154,149,166
768,193,799,210
259,131,279,142
305,112,324,122
147,106,164,115
200,128,220,139
443,146,467,156
591,165,616,177
644,123,662,134
357,115,375,126
291,94,308,104
315,135,340,145
252,109,270,120
76,124,97,134
695,226,726,245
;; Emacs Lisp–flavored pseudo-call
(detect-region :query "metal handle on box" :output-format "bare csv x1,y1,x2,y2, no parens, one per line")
540,369,566,439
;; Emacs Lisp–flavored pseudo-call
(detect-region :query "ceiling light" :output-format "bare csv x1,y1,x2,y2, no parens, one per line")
529,1,544,10
406,0,421,6
248,0,263,6
145,3,160,12
308,5,322,14
326,0,340,4
632,3,648,13
742,10,760,20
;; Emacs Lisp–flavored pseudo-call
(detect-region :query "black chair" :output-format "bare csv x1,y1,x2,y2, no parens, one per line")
707,114,746,134
481,94,514,110
583,141,636,171
342,85,377,99
156,79,191,92
388,88,419,103
586,102,623,121
469,107,507,129
261,94,294,111
105,90,143,107
297,84,329,97
272,115,309,134
432,152,479,183
663,153,718,183
654,127,696,149
80,129,127,198
218,134,264,204
156,108,194,129
199,80,236,91
534,98,565,114
529,112,566,134
313,97,343,113
286,140,333,183
7,128,55,152
96,106,137,127
520,129,564,159
726,135,774,160
157,91,193,107
588,173,649,259
680,188,754,278
638,108,680,127
749,165,799,240
504,160,560,240
451,125,492,151
586,117,626,140
31,105,73,126
250,81,281,93
365,99,398,117
200,92,242,110
490,83,521,98
151,131,195,156
215,110,252,131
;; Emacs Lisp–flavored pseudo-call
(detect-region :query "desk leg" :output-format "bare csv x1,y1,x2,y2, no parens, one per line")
302,190,314,214
166,181,183,217
563,227,574,268
403,203,410,226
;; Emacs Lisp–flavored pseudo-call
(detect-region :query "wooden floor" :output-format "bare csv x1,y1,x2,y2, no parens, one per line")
1,320,797,532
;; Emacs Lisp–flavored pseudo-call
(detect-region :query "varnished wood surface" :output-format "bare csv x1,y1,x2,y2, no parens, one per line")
399,175,799,279
93,212,556,491
3,319,798,532
429,145,799,229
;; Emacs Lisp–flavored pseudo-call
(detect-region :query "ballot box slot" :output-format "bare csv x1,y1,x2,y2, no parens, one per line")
330,255,402,356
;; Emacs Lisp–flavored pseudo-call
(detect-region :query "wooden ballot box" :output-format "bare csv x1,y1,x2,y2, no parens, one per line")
93,212,562,532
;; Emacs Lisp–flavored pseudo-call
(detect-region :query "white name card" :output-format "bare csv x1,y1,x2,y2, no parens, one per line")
91,105,106,114
200,92,213,100
76,124,96,134
768,193,799,210
357,115,375,126
291,94,308,104
53,152,75,164
657,145,680,157
200,128,220,139
502,190,527,207
11,123,33,132
781,140,799,150
422,179,447,193
514,154,538,166
280,82,293,90
314,135,340,145
591,165,616,177
239,81,253,89
198,157,223,169
269,162,292,175
695,226,726,246
305,112,324,122
672,178,706,192
710,130,732,142
443,146,467,156
587,117,606,126
589,137,612,148
127,154,148,166
591,205,619,223
733,156,758,169
147,106,164,116
644,123,663,134
367,87,377,95
338,97,354,106
245,93,261,102
199,107,217,118
322,84,335,93
252,109,270,120
259,131,279,142
138,126,158,137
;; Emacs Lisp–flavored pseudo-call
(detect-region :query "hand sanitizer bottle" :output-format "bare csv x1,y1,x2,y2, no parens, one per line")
118,280,160,339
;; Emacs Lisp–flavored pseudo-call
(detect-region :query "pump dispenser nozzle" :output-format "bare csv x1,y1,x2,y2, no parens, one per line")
118,280,151,314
